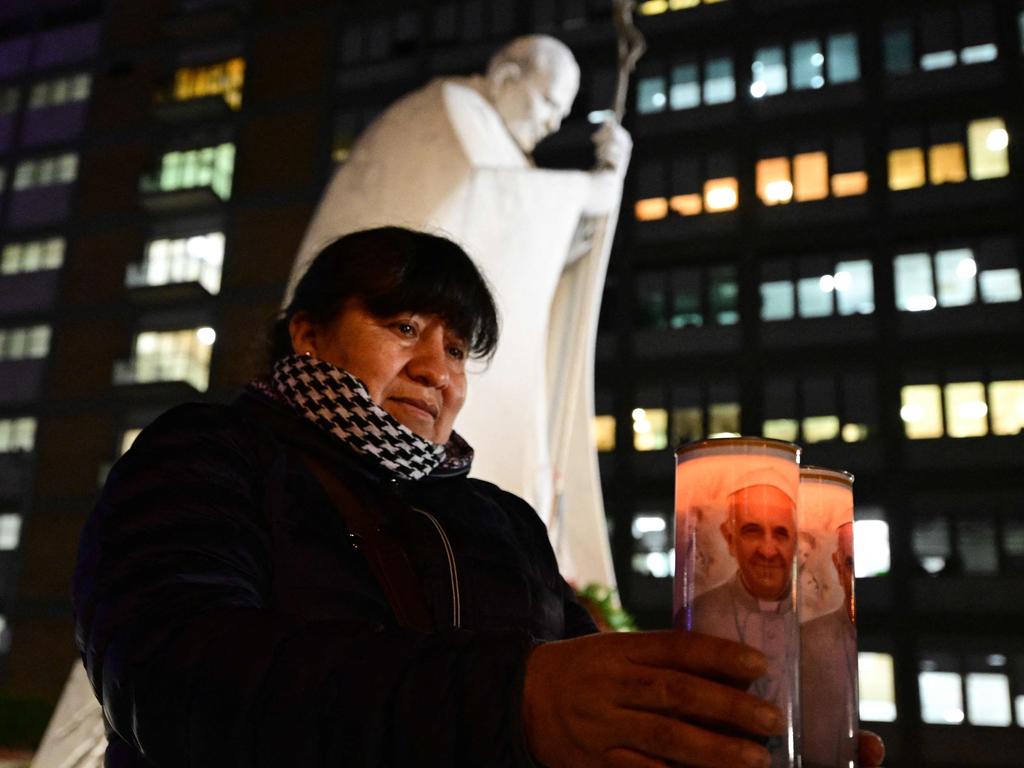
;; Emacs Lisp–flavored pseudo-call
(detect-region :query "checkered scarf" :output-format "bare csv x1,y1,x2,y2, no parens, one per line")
270,353,447,480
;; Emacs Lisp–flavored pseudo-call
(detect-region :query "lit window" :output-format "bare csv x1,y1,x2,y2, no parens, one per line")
760,281,794,321
854,519,890,576
152,143,235,201
802,415,840,443
919,668,964,724
119,428,143,457
967,118,1009,180
827,33,860,83
928,143,967,185
797,276,832,318
831,171,868,197
173,58,245,110
0,237,65,275
669,63,700,110
842,423,869,442
632,407,668,451
979,269,1022,303
669,268,703,328
703,55,735,104
894,253,936,312
672,407,703,444
635,197,669,221
888,148,926,190
0,417,36,453
988,380,1024,436
834,260,874,315
959,518,998,574
920,50,957,70
859,652,897,722
127,233,225,294
637,76,667,114
592,415,615,452
966,673,1012,726
0,514,21,550
28,73,91,109
793,152,829,202
763,418,798,442
944,382,987,438
790,39,823,90
901,385,943,439
114,328,216,392
630,507,673,577
708,402,740,435
12,152,78,190
751,45,786,98
960,43,998,65
756,157,792,205
638,0,669,13
703,177,738,212
0,325,51,360
669,194,702,216
709,266,739,325
933,248,976,307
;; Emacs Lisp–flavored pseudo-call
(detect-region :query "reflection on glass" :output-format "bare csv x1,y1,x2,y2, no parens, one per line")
901,385,943,439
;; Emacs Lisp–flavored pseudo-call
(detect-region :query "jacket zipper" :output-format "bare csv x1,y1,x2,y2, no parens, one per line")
412,506,461,628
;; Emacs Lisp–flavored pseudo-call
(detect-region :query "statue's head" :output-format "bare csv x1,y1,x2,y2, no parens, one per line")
485,35,580,154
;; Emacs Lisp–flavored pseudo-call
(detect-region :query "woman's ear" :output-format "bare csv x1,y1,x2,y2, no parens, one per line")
288,311,319,357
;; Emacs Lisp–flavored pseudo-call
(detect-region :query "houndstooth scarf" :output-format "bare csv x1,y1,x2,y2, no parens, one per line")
269,353,450,480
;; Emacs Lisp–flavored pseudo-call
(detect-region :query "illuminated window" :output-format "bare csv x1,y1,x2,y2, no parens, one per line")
790,39,823,90
630,510,672,578
763,418,798,442
842,423,869,442
750,45,786,98
967,118,1009,180
632,407,668,451
802,415,840,443
988,381,1024,436
635,197,669,221
669,194,702,216
703,55,735,104
827,32,860,83
854,519,890,576
0,513,21,550
709,266,738,325
0,86,18,116
708,402,740,436
933,248,976,306
638,0,669,13
669,63,700,110
114,328,216,392
0,237,64,275
959,518,998,574
919,657,965,724
173,58,245,110
591,415,615,452
888,148,925,190
944,382,988,438
127,233,225,295
13,152,78,190
834,260,874,315
756,157,792,205
637,76,667,114
966,670,1012,727
672,407,703,445
0,417,36,452
760,281,794,321
152,143,235,201
792,152,829,202
28,73,91,109
894,254,936,312
704,177,738,212
0,325,51,360
901,384,943,439
928,143,967,185
914,516,952,574
859,652,897,722
979,269,1022,303
669,268,703,328
797,275,832,318
831,171,868,197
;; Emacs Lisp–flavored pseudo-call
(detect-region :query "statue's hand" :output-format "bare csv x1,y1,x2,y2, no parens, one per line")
592,120,633,173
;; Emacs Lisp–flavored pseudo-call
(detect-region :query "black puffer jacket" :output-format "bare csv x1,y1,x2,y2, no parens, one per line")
73,391,597,767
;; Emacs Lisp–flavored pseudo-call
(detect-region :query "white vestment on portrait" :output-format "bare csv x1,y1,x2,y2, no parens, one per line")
286,75,616,586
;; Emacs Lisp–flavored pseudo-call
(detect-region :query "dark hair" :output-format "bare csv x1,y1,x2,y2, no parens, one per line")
268,227,500,369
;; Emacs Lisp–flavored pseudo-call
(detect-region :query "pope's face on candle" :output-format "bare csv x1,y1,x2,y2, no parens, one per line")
721,485,797,601
833,520,855,623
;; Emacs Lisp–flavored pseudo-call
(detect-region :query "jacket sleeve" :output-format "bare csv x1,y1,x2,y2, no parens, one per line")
73,404,539,768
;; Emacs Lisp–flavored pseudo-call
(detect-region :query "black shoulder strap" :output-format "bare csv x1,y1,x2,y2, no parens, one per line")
299,451,434,633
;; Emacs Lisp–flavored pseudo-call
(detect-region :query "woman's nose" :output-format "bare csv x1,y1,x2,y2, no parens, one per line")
407,332,449,387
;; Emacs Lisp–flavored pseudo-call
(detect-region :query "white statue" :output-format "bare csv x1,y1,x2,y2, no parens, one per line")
286,35,632,586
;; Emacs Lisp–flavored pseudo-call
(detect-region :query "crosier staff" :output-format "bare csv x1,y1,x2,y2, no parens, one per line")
547,1,645,580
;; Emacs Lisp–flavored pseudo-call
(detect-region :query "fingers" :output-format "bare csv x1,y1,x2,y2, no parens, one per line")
621,630,768,683
615,668,784,739
615,710,772,768
858,729,885,767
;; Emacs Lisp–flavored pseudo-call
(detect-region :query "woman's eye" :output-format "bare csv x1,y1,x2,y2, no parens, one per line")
447,345,466,360
396,322,416,336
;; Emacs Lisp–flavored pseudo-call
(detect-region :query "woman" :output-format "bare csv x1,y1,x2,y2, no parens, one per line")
74,228,881,768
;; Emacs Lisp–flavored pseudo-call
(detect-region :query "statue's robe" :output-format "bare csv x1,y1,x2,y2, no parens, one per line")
287,75,617,586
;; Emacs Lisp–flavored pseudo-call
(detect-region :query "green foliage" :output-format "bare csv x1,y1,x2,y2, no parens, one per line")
576,583,637,632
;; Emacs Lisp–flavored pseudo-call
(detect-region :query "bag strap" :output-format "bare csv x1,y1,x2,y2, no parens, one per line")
299,451,434,633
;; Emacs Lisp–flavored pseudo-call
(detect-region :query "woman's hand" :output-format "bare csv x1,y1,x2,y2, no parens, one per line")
859,730,885,766
522,630,784,768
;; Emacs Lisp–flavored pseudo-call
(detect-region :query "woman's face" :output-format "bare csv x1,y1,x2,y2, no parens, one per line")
290,299,468,444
